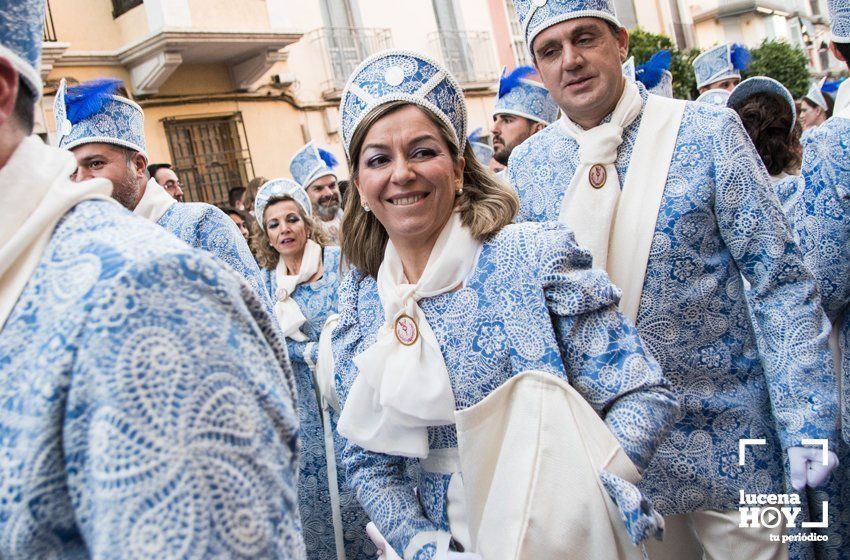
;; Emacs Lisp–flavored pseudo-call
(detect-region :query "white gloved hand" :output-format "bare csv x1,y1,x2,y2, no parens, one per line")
366,522,403,560
788,447,839,491
447,553,483,560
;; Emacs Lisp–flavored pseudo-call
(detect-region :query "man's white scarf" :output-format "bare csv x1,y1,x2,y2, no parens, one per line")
0,136,113,328
557,84,686,323
134,177,177,222
835,79,850,117
558,81,643,269
275,239,322,341
338,212,480,458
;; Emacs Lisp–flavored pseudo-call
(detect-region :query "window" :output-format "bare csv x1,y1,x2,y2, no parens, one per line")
163,113,254,206
112,0,143,19
321,0,364,87
432,0,475,82
504,0,530,66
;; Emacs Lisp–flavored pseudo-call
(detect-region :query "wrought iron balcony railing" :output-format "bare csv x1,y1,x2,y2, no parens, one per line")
310,27,393,96
428,30,498,86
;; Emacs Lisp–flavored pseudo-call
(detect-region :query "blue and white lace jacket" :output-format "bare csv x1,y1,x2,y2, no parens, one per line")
507,83,838,516
0,200,305,559
261,247,374,560
775,115,850,560
158,202,275,314
333,222,679,559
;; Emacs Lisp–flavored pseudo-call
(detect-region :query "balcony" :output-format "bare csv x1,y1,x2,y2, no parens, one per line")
309,27,393,99
428,30,499,89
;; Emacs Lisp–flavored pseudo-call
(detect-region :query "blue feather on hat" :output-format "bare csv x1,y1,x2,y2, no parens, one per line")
65,78,123,125
468,127,485,144
822,79,844,94
730,44,751,71
318,147,338,169
498,66,536,98
635,50,671,89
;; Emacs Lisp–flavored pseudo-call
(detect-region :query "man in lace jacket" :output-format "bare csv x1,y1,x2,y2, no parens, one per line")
506,1,838,558
774,1,850,556
0,3,304,557
54,78,277,317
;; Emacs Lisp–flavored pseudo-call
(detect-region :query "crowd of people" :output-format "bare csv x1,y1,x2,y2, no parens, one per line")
2,0,850,559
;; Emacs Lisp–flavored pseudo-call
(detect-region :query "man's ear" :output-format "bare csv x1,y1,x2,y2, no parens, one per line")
531,121,546,134
0,57,20,131
617,27,630,63
133,152,149,179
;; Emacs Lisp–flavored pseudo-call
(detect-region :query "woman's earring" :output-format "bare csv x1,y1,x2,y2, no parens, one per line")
362,204,371,213
456,182,463,195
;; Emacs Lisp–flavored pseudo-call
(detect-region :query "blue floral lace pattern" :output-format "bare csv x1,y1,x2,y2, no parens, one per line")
692,44,734,89
495,79,559,124
0,200,305,559
59,96,146,154
829,0,850,41
0,0,45,92
507,83,838,516
776,115,850,559
262,247,374,560
333,222,679,558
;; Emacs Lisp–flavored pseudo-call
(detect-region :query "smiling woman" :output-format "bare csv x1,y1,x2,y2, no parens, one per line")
341,100,517,279
332,49,679,560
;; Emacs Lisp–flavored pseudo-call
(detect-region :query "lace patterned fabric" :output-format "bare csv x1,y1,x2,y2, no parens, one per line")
511,0,620,54
829,0,850,41
494,78,559,125
0,200,305,559
776,115,850,559
58,95,147,155
333,222,679,558
0,0,45,94
692,44,737,89
262,247,374,560
158,203,273,312
290,143,336,190
507,84,838,516
340,51,466,157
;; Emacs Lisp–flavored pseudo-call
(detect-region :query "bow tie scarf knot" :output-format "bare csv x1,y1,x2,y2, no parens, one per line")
576,123,625,165
558,82,644,270
338,212,481,459
274,239,322,342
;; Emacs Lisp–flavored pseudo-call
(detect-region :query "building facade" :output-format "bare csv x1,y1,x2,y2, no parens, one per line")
688,0,845,75
38,0,690,205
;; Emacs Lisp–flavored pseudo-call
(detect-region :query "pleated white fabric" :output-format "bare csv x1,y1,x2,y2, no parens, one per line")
0,137,113,328
454,370,644,560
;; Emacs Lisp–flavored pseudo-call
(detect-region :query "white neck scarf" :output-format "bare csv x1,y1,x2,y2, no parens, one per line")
0,136,114,328
557,82,643,268
338,212,481,458
835,79,850,117
134,177,177,222
275,239,322,341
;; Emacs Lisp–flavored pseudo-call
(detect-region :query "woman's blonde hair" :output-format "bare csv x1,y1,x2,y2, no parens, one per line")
252,195,330,270
341,101,519,277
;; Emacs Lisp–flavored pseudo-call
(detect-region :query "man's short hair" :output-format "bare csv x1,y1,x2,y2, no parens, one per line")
836,42,850,68
13,79,35,135
229,187,246,207
147,162,172,178
604,21,621,37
